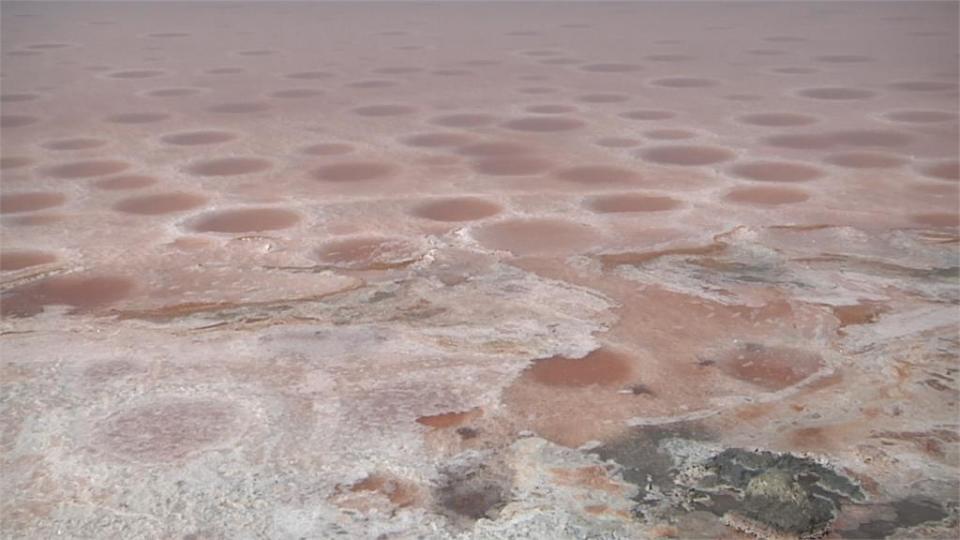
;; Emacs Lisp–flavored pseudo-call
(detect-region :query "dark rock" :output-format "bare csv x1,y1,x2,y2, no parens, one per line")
692,448,864,537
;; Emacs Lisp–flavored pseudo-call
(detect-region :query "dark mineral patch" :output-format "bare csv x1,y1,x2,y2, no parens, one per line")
626,383,655,396
691,258,785,284
434,458,510,525
591,424,713,505
691,448,865,538
840,497,950,539
456,427,479,439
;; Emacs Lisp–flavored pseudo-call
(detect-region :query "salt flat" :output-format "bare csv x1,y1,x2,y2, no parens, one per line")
1,2,958,538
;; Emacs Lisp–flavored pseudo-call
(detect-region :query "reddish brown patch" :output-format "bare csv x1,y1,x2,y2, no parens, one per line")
789,426,832,448
500,277,822,447
348,473,419,508
410,197,501,222
527,349,631,387
832,302,888,328
648,525,681,538
116,301,235,321
871,430,958,458
311,161,395,182
735,403,775,421
473,218,600,257
583,504,631,519
550,465,624,494
893,363,912,385
8,214,64,226
844,470,880,496
2,275,135,317
189,208,300,233
584,504,608,515
715,343,823,391
912,212,960,228
500,348,639,446
113,192,207,215
0,250,57,271
416,408,482,429
587,193,682,213
0,192,67,214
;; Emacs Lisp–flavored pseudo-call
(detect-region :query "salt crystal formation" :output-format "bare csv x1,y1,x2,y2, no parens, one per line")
1,2,958,539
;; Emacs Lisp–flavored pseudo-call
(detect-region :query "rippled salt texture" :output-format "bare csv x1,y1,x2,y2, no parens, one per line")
1,2,958,539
